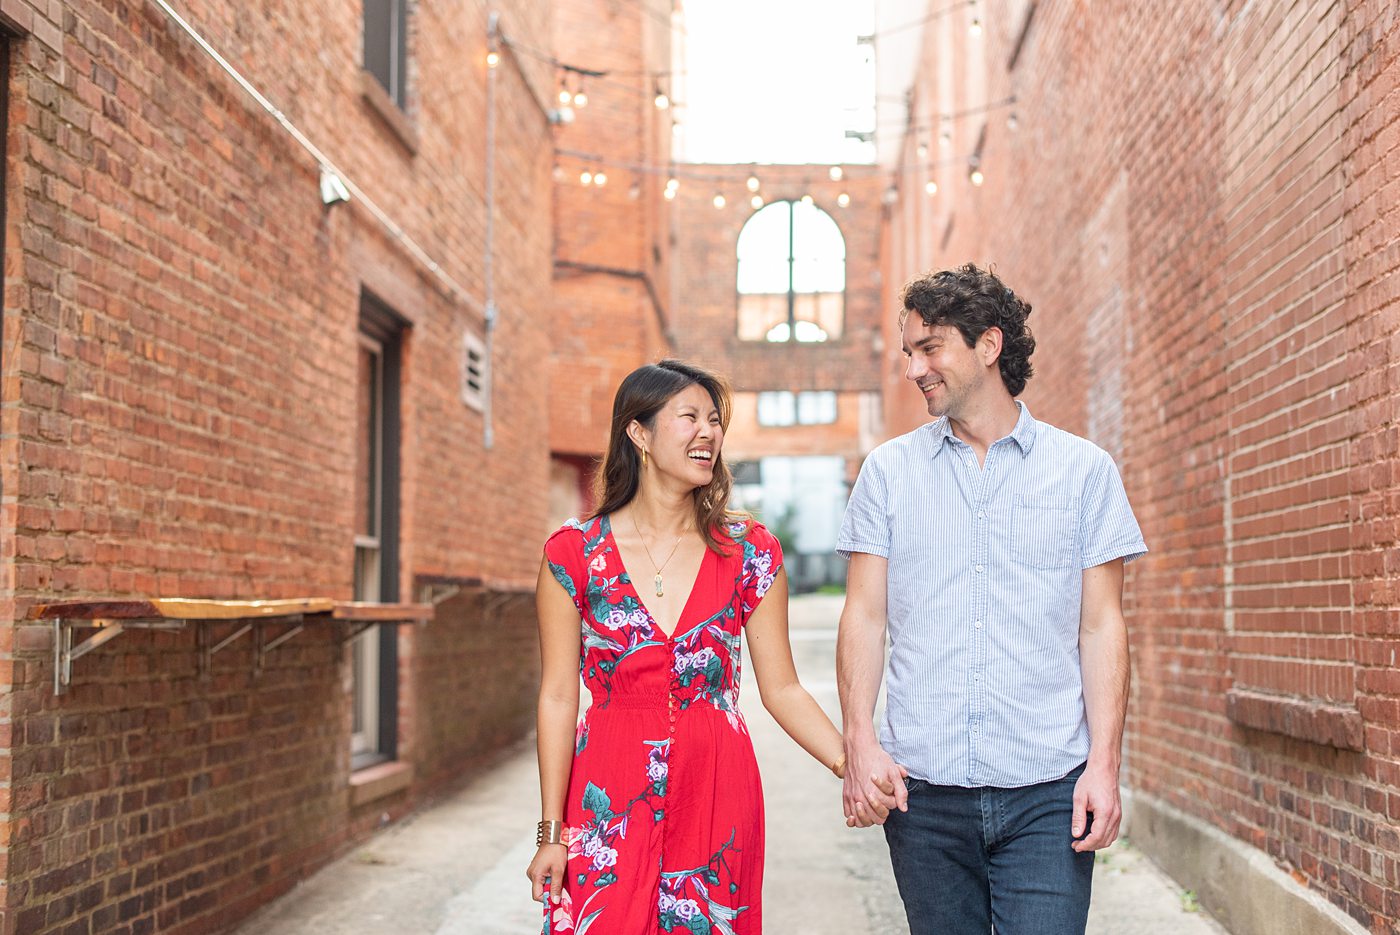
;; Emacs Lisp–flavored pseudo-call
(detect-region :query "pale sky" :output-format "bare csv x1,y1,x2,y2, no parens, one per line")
678,0,877,165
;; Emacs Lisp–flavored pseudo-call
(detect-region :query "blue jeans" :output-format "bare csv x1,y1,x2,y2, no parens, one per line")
883,764,1094,935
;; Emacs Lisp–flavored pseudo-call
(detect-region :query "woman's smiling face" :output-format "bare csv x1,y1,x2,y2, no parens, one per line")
637,383,723,489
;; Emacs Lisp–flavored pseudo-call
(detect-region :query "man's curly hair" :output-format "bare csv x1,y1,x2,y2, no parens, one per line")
899,263,1036,397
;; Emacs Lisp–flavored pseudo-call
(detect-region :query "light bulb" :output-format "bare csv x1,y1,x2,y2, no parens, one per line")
666,177,679,191
593,170,607,186
559,89,573,105
750,194,763,210
1007,112,1019,131
746,175,760,192
882,187,898,205
579,170,592,185
925,181,938,195
970,169,984,186
552,164,566,183
486,51,501,68
829,166,843,181
654,91,670,110
713,193,726,209
837,192,850,208
969,18,982,36
664,187,677,201
940,129,952,147
801,194,814,205
628,184,641,200
917,143,929,158
574,90,588,108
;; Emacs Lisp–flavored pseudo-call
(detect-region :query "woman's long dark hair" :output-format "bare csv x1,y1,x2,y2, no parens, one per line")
589,359,747,553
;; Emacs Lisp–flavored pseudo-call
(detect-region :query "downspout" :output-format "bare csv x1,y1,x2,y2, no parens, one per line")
484,12,499,450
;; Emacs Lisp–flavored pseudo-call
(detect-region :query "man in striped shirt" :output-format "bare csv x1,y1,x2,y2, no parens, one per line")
835,264,1147,935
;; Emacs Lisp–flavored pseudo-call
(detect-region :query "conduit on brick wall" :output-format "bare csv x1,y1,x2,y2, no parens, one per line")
150,0,523,452
147,0,490,317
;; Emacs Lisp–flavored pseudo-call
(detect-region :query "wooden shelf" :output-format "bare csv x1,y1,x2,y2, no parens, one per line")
29,598,435,695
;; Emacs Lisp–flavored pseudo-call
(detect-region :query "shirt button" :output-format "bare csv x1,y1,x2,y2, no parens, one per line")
975,620,983,628
975,564,984,574
977,510,985,519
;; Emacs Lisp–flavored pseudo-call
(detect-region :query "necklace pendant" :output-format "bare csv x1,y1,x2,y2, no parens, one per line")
654,573,665,598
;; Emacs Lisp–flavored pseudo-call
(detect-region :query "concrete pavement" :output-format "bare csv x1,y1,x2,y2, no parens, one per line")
235,594,1225,935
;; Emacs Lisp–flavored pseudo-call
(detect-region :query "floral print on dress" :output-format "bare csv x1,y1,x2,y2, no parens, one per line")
542,515,782,934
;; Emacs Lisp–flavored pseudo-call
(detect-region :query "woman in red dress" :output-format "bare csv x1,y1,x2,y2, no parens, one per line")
526,360,847,934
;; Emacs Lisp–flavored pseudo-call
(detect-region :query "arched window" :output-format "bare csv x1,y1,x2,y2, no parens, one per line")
736,200,845,342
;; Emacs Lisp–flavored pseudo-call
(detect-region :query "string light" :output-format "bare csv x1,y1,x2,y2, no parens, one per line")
552,164,566,183
559,87,573,105
574,83,589,108
917,142,929,158
925,180,938,195
1006,112,1019,131
654,86,671,109
628,183,641,199
664,187,677,201
750,194,763,209
712,192,726,209
746,175,760,192
666,176,680,192
940,129,952,147
970,168,984,186
969,17,982,36
579,170,593,185
837,192,850,208
486,51,501,68
829,166,844,181
593,169,607,186
800,194,814,205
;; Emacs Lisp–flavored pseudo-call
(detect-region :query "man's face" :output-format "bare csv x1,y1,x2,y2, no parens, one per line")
900,315,988,419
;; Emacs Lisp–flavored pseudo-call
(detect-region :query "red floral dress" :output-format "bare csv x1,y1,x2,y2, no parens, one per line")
541,515,782,935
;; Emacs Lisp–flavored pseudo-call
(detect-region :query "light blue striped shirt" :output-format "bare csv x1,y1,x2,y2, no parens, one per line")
837,403,1147,788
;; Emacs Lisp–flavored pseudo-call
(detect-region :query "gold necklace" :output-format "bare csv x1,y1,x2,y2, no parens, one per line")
630,511,686,598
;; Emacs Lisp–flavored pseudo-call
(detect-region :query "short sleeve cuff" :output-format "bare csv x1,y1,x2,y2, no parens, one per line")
836,539,890,561
1082,541,1148,569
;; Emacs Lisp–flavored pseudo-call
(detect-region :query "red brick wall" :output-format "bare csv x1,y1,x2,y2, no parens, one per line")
881,1,1400,929
549,0,674,460
670,164,885,394
0,0,557,932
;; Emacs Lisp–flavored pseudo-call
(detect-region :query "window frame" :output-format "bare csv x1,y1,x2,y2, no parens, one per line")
736,200,846,344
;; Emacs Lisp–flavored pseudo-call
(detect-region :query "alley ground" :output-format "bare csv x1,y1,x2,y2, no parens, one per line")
236,595,1225,935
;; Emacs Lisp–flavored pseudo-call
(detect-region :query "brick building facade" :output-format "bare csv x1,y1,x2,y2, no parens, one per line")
0,1,565,932
879,2,1400,932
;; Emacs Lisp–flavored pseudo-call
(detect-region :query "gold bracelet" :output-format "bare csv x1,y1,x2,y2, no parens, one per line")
831,754,847,779
536,820,564,846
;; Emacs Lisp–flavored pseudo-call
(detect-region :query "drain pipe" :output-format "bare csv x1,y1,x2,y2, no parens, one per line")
483,11,500,451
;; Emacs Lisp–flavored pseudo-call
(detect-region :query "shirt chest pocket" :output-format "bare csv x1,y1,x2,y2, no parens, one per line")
1011,494,1079,569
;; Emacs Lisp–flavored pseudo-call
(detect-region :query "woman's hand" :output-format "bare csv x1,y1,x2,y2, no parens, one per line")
527,843,568,904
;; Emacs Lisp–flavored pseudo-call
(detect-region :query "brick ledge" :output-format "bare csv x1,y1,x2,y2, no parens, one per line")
350,760,413,807
1225,688,1364,751
359,70,419,155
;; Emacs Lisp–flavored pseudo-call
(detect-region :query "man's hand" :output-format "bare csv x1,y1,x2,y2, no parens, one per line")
842,737,908,827
1070,762,1121,851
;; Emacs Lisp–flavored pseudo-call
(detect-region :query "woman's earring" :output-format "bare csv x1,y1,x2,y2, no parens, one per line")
641,448,648,467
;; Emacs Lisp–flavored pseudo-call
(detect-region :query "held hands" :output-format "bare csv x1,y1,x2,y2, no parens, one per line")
842,738,909,828
1070,762,1122,852
526,843,567,905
